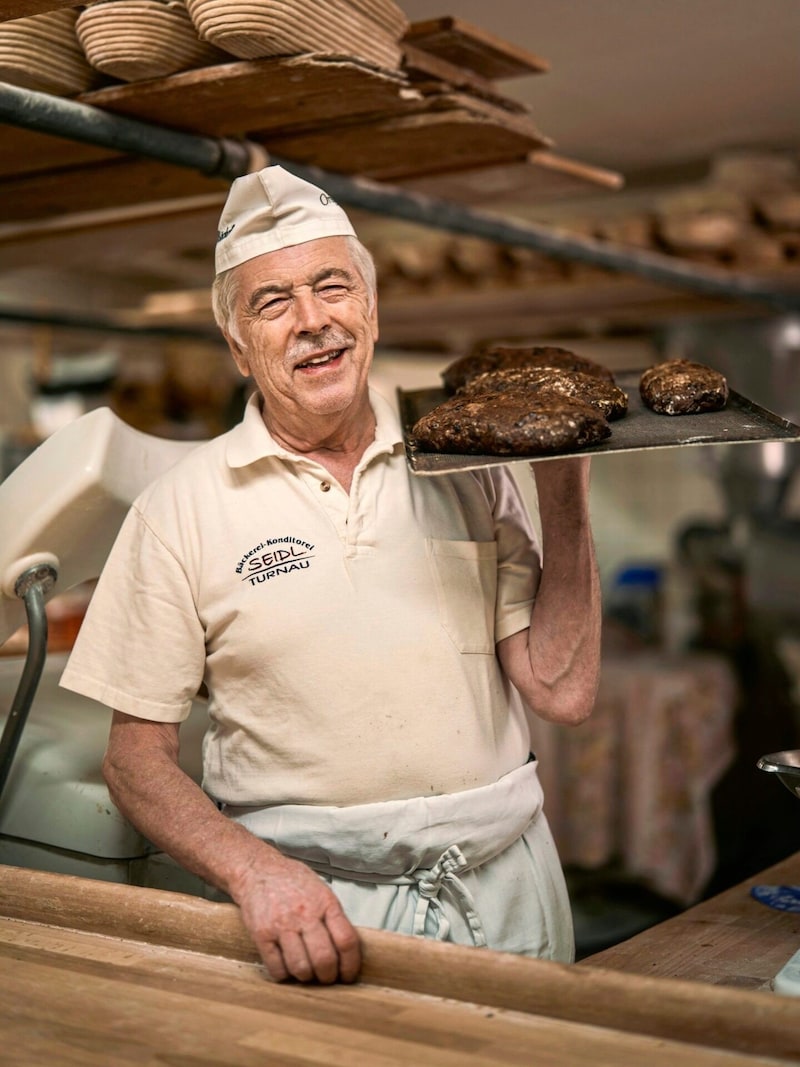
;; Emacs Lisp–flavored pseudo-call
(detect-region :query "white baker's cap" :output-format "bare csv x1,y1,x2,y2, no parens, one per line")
214,165,356,275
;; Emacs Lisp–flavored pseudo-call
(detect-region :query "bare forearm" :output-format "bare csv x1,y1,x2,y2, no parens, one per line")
103,722,283,901
532,472,601,719
103,712,361,984
500,458,601,724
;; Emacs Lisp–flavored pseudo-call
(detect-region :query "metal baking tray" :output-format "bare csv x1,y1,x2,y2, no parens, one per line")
398,369,800,474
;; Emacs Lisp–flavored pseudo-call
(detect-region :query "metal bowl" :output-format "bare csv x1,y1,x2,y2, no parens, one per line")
757,751,800,798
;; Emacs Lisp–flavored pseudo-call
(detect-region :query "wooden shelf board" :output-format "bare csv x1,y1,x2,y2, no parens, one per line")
47,270,794,345
0,57,421,188
0,157,230,225
400,151,625,205
374,271,799,346
0,0,75,20
401,42,529,114
76,55,418,138
0,106,547,223
0,54,556,219
403,16,550,79
263,107,547,183
0,125,122,182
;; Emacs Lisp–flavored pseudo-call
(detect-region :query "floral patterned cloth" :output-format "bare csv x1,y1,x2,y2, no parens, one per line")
533,652,738,905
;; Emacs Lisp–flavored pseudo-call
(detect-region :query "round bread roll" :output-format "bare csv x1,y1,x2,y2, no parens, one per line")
639,360,728,415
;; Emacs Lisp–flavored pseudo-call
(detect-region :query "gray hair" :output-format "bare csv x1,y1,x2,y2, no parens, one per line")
211,235,377,346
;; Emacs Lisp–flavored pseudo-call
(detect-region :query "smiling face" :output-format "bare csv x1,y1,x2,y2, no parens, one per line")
223,236,379,444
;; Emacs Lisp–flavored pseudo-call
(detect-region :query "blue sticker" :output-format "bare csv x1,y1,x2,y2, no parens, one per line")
751,885,800,913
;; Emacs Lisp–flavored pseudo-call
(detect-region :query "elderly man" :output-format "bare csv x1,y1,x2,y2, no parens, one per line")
61,165,601,985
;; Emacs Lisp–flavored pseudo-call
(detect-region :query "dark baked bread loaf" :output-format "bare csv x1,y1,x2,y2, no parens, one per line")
462,366,629,421
441,350,505,393
411,391,611,456
441,345,614,393
639,360,728,415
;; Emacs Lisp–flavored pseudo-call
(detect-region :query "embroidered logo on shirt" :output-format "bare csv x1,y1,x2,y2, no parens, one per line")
236,537,315,585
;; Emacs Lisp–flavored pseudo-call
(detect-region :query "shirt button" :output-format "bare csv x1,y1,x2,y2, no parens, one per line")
320,481,331,492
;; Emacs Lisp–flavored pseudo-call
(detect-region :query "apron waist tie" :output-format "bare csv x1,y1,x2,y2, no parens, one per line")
412,844,487,947
220,759,545,950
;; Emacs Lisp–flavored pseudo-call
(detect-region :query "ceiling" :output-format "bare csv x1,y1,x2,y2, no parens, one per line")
1,0,800,342
399,0,800,180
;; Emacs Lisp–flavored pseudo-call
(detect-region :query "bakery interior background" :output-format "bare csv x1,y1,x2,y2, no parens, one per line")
1,0,800,953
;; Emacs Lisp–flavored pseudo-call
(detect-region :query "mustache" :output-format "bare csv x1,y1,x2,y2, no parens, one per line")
289,330,355,361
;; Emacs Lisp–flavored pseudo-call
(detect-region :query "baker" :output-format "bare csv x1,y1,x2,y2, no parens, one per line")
60,165,601,985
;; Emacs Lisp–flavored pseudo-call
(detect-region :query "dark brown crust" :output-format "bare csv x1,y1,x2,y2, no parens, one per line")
460,366,629,421
410,391,611,456
441,345,615,393
639,360,729,415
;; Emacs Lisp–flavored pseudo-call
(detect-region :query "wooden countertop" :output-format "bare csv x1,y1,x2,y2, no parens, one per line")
583,849,800,991
2,864,800,1065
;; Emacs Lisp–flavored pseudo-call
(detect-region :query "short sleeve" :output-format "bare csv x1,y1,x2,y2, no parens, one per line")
59,503,205,722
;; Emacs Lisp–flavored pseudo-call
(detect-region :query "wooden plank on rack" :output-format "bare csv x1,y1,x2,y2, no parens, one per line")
0,125,121,181
0,56,546,195
372,274,793,347
0,157,230,224
404,16,550,79
264,106,549,182
0,57,425,189
401,42,528,113
0,0,75,19
0,102,548,222
401,150,624,205
77,55,423,138
0,51,560,222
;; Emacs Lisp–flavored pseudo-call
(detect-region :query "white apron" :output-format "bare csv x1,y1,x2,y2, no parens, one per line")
221,759,574,962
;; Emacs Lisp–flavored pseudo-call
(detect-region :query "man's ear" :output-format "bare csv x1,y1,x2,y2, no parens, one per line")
224,331,251,378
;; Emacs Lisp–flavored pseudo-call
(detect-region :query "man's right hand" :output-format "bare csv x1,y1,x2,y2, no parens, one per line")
232,849,362,984
103,711,361,985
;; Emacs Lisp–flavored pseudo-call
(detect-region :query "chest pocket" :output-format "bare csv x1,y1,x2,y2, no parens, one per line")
426,539,498,654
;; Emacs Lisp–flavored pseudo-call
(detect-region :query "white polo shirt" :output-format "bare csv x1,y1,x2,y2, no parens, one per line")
60,389,541,807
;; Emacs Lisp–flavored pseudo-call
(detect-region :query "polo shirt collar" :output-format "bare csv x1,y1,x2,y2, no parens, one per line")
225,387,404,469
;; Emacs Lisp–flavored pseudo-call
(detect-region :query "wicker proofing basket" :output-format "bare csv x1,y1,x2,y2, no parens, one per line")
0,9,100,95
76,0,226,82
184,0,404,70
346,0,409,37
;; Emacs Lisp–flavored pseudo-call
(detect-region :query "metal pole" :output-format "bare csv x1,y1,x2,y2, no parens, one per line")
0,81,253,181
276,159,800,314
2,82,800,312
0,303,220,340
0,563,57,802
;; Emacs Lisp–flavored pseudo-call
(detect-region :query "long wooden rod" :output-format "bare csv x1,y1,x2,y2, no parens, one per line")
2,865,798,1061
